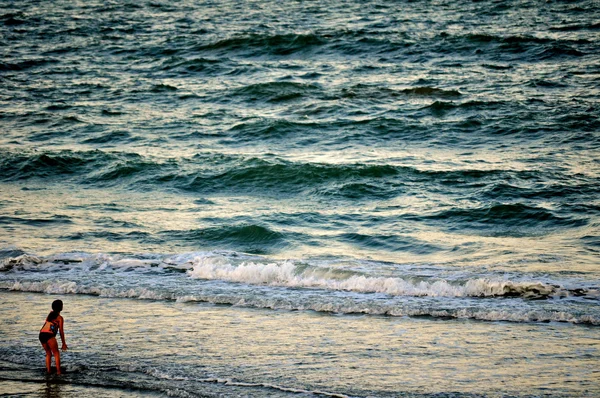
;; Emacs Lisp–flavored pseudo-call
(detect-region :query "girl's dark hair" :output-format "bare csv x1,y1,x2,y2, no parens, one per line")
46,300,63,322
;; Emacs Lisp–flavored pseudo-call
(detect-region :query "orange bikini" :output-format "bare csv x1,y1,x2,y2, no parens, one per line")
39,319,59,344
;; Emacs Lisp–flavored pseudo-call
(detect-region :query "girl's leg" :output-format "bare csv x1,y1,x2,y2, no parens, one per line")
41,342,52,373
47,337,61,374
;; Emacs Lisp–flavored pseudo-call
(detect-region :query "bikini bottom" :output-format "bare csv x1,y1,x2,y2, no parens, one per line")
39,332,55,344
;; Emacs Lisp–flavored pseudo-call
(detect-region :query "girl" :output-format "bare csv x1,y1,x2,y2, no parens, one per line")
39,300,68,374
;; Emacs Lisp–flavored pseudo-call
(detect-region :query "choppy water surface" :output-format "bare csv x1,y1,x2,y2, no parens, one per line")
1,0,599,396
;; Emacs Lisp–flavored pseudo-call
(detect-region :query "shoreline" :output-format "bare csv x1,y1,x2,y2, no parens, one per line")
1,290,598,397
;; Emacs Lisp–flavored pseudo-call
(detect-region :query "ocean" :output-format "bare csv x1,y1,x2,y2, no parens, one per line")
1,0,599,396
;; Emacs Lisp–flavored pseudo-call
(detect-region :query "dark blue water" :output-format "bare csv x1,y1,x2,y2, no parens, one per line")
1,0,599,396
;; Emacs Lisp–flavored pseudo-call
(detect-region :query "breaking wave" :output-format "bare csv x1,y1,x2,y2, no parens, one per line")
185,257,583,300
2,253,595,301
0,251,598,325
2,279,598,325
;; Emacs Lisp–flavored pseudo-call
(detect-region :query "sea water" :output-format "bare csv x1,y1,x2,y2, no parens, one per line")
1,0,599,396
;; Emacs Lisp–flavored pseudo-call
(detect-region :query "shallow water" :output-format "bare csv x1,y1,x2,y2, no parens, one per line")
1,292,599,397
1,0,599,396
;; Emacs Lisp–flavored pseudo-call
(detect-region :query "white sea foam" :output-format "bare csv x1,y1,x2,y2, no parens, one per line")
8,280,78,294
4,280,171,301
0,254,43,271
186,256,563,299
0,251,198,274
2,279,597,325
1,253,597,325
0,252,587,302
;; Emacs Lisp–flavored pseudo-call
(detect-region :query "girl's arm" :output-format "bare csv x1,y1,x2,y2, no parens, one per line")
58,316,68,351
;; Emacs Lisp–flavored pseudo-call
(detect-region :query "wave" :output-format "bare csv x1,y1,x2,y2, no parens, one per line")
231,81,321,103
87,158,166,183
337,233,442,253
312,181,398,200
2,150,596,225
434,32,590,61
163,224,290,254
477,181,600,202
159,56,224,75
150,83,178,92
535,44,585,60
0,150,169,183
82,130,134,144
0,215,73,227
549,22,600,32
221,114,444,142
464,34,549,45
0,148,371,195
66,230,154,244
193,33,327,56
424,100,506,114
454,33,591,49
0,150,101,180
1,12,28,26
1,149,596,219
558,112,600,132
400,86,462,97
333,84,461,100
185,258,589,300
1,251,598,325
176,157,406,196
481,63,512,70
226,118,321,140
2,279,597,325
421,203,587,232
0,148,570,187
2,253,594,301
0,58,58,72
185,29,592,61
187,29,424,58
45,103,72,111
526,79,569,88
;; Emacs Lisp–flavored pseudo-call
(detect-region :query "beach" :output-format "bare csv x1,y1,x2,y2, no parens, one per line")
1,0,599,396
2,291,599,397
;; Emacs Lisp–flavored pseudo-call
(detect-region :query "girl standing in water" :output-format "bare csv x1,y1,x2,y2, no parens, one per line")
39,300,68,374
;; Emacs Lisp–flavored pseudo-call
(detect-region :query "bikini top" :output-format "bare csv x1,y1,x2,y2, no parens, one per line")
40,318,59,336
